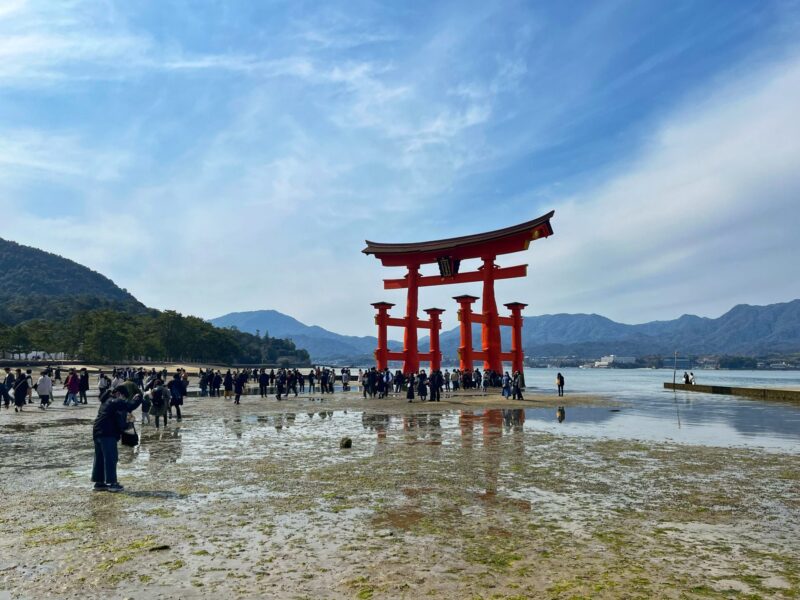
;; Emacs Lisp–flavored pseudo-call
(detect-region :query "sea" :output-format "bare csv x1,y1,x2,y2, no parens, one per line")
516,368,800,452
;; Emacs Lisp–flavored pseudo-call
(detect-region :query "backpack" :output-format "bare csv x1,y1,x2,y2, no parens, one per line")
151,386,166,407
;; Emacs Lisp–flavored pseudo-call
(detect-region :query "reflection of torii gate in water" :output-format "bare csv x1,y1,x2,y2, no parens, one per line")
363,210,554,374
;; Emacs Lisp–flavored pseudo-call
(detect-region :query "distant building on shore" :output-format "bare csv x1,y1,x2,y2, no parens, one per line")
0,350,67,361
594,355,636,368
668,357,693,369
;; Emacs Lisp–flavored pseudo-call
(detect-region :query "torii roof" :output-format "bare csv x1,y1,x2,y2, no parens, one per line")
363,210,554,267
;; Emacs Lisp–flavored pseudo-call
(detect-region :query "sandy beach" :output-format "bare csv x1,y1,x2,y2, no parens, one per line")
1,387,798,600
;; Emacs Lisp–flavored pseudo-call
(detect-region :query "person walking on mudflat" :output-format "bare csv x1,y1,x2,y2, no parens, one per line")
430,370,442,402
223,370,233,399
234,371,246,404
12,368,29,412
64,368,80,406
91,385,142,492
512,371,524,400
417,370,428,402
501,371,511,398
36,370,53,409
556,372,565,397
79,368,90,404
149,380,169,429
168,373,185,421
3,367,15,409
25,369,34,404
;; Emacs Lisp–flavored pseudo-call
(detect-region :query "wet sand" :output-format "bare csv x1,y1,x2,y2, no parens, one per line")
1,390,798,599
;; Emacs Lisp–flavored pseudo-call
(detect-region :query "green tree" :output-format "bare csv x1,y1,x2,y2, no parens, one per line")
82,311,130,362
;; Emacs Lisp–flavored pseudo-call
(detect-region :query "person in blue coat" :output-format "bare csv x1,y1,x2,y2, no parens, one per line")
501,371,511,397
91,385,142,492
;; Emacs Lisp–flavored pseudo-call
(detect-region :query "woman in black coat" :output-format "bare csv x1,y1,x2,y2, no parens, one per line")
223,371,234,399
234,373,246,404
79,369,90,404
406,374,415,403
12,368,28,412
417,370,428,402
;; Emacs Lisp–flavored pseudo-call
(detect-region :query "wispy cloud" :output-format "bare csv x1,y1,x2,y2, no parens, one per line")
0,129,130,181
290,9,399,50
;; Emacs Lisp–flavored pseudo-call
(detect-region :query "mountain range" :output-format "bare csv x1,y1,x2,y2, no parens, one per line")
211,299,800,363
210,310,402,363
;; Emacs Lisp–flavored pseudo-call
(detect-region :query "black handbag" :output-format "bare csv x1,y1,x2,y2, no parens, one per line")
121,423,139,447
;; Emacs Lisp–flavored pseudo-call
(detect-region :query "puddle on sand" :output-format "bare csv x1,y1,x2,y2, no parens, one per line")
0,417,93,432
123,490,187,500
372,507,426,530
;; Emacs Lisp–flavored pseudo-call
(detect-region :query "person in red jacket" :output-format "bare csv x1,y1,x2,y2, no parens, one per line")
63,368,80,406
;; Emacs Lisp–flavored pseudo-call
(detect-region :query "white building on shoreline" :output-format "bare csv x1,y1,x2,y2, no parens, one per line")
594,355,636,368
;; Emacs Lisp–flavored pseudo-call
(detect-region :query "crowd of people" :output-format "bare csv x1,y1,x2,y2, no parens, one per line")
356,367,527,402
1,366,93,411
0,364,543,413
193,366,348,401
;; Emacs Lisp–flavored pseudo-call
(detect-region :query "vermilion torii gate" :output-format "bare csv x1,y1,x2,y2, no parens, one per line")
363,210,554,374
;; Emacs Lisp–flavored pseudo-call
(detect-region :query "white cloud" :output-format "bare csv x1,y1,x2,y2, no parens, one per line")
499,51,800,324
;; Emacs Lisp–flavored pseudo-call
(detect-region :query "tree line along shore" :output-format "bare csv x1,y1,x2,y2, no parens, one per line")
0,309,310,366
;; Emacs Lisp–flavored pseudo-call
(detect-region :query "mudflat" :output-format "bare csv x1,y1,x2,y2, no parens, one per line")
1,390,797,599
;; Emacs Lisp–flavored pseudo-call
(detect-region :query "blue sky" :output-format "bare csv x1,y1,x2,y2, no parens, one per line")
2,0,799,336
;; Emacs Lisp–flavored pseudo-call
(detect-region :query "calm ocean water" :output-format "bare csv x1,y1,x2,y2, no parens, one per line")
517,368,800,451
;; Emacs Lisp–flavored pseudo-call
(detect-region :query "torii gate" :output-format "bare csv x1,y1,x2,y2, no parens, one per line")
363,210,554,374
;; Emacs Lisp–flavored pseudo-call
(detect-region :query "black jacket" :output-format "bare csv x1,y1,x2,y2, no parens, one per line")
13,377,28,399
93,397,142,439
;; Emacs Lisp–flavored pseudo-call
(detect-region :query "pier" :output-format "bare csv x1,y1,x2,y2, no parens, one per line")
665,382,800,403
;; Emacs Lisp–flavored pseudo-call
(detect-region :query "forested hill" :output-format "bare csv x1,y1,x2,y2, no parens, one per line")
0,238,311,365
0,237,145,324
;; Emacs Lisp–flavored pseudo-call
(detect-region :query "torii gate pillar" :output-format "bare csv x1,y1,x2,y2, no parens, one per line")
371,302,394,371
454,295,478,372
481,256,502,373
403,265,420,374
504,302,527,375
424,308,445,372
